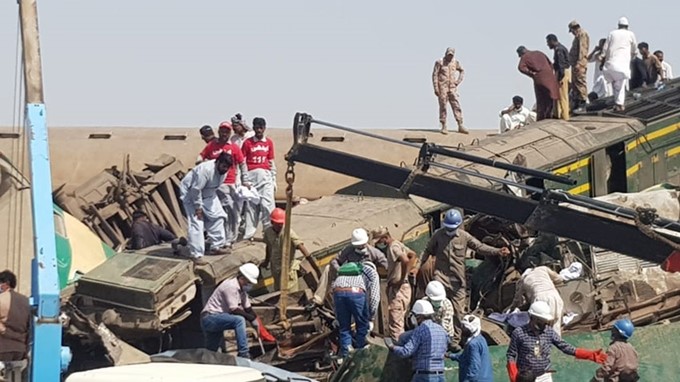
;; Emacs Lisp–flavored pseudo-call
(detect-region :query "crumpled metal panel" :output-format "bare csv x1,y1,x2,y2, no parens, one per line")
592,247,659,281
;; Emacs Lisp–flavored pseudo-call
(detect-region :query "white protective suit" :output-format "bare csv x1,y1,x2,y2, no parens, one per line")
499,106,536,133
601,28,637,106
179,160,228,258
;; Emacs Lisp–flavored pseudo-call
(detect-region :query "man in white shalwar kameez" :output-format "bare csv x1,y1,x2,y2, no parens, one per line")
600,17,637,111
499,96,536,133
508,266,565,335
588,38,613,99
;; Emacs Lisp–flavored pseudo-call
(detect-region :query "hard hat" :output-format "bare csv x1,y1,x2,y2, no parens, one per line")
412,299,435,316
613,318,635,339
351,228,369,246
425,281,446,302
239,263,260,284
270,208,286,225
443,209,462,230
528,301,554,321
218,121,232,130
618,16,629,26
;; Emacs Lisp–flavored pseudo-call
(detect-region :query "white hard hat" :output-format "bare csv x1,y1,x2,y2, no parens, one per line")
412,299,435,316
618,16,629,26
528,301,554,321
425,281,446,302
239,263,260,284
351,228,369,246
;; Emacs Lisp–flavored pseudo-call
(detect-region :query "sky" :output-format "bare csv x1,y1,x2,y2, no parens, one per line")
0,1,677,130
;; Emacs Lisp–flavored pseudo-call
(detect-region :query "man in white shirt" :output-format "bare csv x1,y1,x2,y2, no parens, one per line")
499,96,536,133
654,50,674,82
600,17,637,111
588,38,612,99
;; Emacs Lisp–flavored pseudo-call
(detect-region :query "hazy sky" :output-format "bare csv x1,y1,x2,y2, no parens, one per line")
0,1,677,130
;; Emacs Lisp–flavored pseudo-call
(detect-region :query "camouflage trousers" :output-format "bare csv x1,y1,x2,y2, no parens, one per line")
571,65,588,102
437,90,463,126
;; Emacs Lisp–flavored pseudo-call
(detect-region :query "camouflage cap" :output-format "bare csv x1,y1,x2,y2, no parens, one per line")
568,20,580,30
445,47,455,56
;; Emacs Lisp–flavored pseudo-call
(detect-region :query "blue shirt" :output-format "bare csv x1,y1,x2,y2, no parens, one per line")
393,319,448,372
507,325,576,376
449,335,493,382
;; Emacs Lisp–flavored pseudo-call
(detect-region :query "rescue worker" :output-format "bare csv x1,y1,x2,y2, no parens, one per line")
241,117,276,240
546,34,571,120
179,152,233,264
420,209,510,350
432,47,468,135
230,113,255,148
0,270,30,362
261,208,312,292
499,95,536,133
386,300,448,382
588,38,612,99
372,226,416,340
196,125,216,164
332,259,380,359
568,20,590,112
199,121,250,247
424,280,455,344
129,210,177,250
201,263,267,358
330,228,389,271
654,50,673,81
638,42,665,85
517,46,560,121
507,301,607,382
447,314,493,382
600,17,637,112
507,265,565,335
592,319,639,382
518,371,537,382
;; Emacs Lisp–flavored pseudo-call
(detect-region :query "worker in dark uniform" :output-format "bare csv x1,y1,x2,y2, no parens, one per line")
129,210,177,250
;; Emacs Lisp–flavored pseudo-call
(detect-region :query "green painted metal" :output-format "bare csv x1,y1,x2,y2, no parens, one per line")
335,321,680,382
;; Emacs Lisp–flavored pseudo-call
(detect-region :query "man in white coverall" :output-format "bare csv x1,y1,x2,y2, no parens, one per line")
600,17,637,111
508,265,565,335
241,117,277,240
180,152,233,263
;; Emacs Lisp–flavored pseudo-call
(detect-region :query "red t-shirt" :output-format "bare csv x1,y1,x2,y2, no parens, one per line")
199,140,245,185
241,137,274,171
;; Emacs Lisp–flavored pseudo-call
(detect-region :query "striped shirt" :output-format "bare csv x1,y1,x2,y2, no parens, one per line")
393,320,448,372
507,325,576,376
332,262,380,319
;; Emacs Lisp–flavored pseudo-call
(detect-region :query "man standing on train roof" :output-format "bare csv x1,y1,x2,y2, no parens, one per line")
432,47,468,135
230,113,255,149
568,20,590,112
331,228,389,272
546,34,571,120
199,121,251,247
241,117,277,241
419,209,510,351
179,152,233,264
517,46,560,121
600,17,637,112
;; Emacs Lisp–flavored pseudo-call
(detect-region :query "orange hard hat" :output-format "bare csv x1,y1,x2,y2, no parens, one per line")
270,208,286,224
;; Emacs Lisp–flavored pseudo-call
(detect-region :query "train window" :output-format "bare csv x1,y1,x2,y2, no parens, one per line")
403,137,427,143
0,133,20,139
320,136,345,142
163,134,187,141
54,212,67,238
606,143,627,193
88,133,112,139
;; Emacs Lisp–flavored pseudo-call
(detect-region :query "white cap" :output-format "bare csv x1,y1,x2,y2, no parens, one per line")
618,17,629,26
461,314,481,337
239,263,260,284
528,300,554,321
351,228,369,246
425,280,446,302
412,299,435,316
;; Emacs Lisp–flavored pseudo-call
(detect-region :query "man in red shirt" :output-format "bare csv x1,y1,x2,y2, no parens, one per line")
199,121,250,246
241,117,276,240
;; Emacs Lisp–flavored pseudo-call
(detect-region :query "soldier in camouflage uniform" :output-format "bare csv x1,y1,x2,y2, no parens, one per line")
568,20,590,112
432,47,468,135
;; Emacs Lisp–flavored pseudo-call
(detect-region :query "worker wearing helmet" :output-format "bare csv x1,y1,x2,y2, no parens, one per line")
199,121,251,247
201,263,266,358
372,226,417,340
592,319,639,382
419,208,510,350
387,300,448,381
424,280,456,343
507,301,607,382
261,208,311,292
507,265,565,335
330,228,389,272
448,314,493,382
